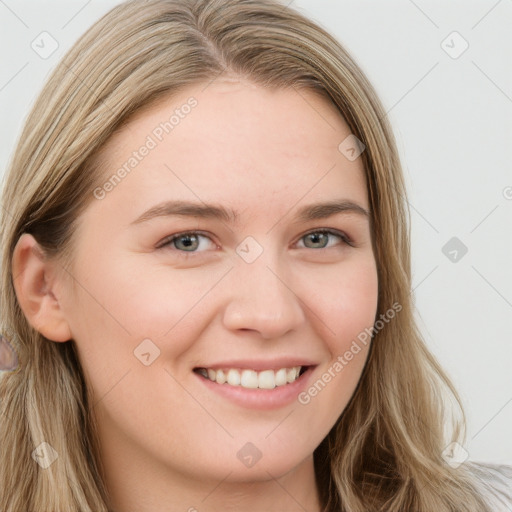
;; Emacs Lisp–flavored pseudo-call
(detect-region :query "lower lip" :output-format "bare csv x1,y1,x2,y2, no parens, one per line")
194,367,315,410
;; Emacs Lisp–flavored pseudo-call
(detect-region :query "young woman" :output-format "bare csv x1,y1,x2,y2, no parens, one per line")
0,1,510,511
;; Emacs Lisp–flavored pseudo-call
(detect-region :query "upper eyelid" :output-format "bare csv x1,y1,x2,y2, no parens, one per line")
157,230,216,248
296,228,350,243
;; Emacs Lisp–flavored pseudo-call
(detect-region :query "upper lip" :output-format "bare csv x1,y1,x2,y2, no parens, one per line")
194,358,317,372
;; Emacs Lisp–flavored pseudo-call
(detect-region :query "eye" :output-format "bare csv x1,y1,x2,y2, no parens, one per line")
156,231,217,253
296,229,353,249
156,228,353,256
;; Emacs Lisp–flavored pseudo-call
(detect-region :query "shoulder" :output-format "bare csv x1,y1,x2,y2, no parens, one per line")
465,461,512,511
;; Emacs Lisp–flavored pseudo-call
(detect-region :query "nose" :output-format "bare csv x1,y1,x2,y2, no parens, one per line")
221,249,306,339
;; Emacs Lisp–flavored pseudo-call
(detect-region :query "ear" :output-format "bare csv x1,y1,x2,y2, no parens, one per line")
11,233,72,342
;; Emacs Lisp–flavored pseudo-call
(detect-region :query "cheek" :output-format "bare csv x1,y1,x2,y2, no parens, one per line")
72,255,226,339
70,251,378,386
304,256,379,350
295,257,378,414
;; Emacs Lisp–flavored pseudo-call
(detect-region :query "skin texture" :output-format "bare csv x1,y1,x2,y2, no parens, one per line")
12,79,378,512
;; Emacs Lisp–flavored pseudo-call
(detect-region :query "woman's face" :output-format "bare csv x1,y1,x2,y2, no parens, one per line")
53,79,378,485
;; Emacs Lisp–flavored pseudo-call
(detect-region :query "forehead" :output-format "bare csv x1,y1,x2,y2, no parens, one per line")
100,79,352,157
87,80,368,226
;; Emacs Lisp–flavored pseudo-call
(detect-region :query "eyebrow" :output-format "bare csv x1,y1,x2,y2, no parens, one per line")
130,199,370,226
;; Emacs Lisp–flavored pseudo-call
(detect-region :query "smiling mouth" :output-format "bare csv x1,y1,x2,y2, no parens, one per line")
194,366,309,389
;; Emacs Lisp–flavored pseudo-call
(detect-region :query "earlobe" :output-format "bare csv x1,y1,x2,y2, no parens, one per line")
11,233,72,343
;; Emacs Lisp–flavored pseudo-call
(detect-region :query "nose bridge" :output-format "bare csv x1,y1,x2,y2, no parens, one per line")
221,239,306,337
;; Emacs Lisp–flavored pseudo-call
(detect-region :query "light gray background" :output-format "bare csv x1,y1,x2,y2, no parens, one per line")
1,0,511,464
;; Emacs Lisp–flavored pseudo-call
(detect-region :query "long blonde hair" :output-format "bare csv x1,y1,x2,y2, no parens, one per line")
0,0,494,510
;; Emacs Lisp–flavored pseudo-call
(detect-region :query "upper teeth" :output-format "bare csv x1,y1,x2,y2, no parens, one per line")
197,366,302,389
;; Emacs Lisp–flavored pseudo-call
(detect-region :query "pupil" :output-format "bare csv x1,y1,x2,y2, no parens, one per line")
308,233,326,248
178,235,197,251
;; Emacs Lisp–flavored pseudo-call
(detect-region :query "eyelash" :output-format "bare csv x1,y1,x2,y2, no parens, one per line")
156,228,354,255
